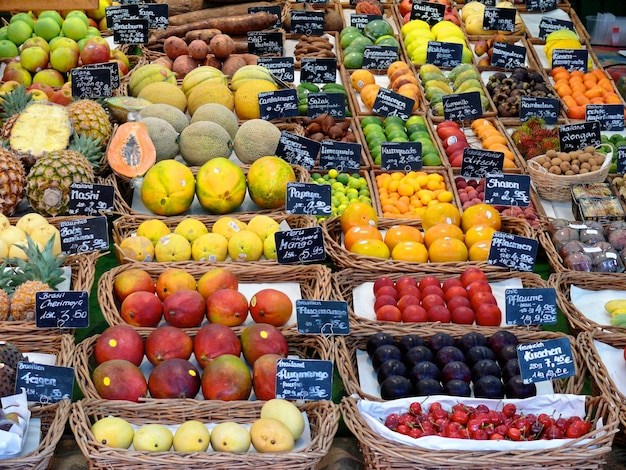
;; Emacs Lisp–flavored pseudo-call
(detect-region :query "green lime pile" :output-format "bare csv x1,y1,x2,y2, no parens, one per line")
310,169,372,218
601,133,626,173
361,115,442,166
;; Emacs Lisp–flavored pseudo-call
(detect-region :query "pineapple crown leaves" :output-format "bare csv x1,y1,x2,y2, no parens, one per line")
69,132,103,170
0,234,66,295
0,85,33,122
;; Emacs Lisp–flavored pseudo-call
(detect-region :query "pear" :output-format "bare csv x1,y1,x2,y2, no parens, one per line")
173,420,210,452
133,423,173,452
91,416,134,449
249,418,294,453
260,398,305,440
210,421,251,453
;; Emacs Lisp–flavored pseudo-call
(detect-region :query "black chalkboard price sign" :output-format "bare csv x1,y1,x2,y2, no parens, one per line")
16,362,74,404
275,226,326,264
286,182,332,216
520,96,559,124
538,17,575,41
490,42,526,69
275,358,333,401
557,121,601,153
71,67,112,99
477,0,496,5
351,14,383,31
487,232,539,272
258,88,299,120
585,104,625,132
319,140,361,171
300,58,337,84
505,287,558,326
443,91,483,121
290,10,324,36
105,4,140,30
59,216,109,256
517,337,575,385
83,62,120,89
275,131,320,169
484,174,531,207
68,183,115,216
381,142,423,170
372,87,414,121
307,92,345,120
551,49,588,73
113,18,149,45
137,3,169,29
363,45,398,71
460,148,504,178
426,41,463,68
526,0,557,12
411,1,445,25
483,7,516,32
257,57,294,82
36,291,89,329
296,299,349,335
617,146,626,174
247,31,284,55
248,5,282,29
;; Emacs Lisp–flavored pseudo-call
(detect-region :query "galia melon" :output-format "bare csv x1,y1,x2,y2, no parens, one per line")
179,121,233,166
234,119,281,164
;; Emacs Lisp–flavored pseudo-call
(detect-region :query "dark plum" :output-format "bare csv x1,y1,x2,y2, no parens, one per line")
408,361,441,386
471,359,502,382
501,359,521,382
457,331,488,353
403,345,434,368
497,343,519,365
435,345,464,368
489,330,519,356
380,375,413,400
465,345,496,367
377,359,408,384
372,344,402,371
367,332,395,358
397,334,426,355
444,379,471,397
414,378,444,396
473,375,505,399
505,375,537,399
441,360,471,383
429,332,455,352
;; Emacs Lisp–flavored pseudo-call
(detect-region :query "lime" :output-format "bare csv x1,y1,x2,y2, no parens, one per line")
406,115,426,127
383,116,405,128
34,17,61,41
422,142,437,155
0,39,18,58
365,131,386,145
391,136,409,143
386,128,408,141
423,153,442,166
328,168,339,179
406,123,426,134
409,131,431,142
361,116,382,128
337,173,350,185
7,21,33,46
311,172,322,180
363,123,384,137
343,51,363,69
38,10,64,28
10,13,35,29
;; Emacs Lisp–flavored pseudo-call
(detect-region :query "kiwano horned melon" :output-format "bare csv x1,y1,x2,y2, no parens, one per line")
107,122,156,179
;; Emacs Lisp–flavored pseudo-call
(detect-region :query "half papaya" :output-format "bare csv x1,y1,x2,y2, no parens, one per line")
107,121,156,178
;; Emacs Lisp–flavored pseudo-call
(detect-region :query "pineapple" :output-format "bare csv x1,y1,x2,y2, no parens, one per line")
0,290,9,321
0,85,33,143
0,235,65,322
26,137,97,217
67,99,112,147
0,148,26,216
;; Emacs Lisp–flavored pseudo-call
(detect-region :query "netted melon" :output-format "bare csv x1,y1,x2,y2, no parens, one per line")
179,121,232,166
142,117,179,161
137,82,187,113
233,119,281,164
139,103,189,133
190,103,238,139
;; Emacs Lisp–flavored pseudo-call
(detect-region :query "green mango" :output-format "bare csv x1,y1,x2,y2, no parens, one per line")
420,72,447,85
448,63,474,83
456,79,483,94
453,69,481,89
425,87,447,103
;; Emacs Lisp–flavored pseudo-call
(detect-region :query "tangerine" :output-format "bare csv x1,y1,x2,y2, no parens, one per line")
343,224,383,250
460,203,501,232
391,240,428,262
421,202,461,231
423,223,464,248
384,224,424,251
428,237,468,262
340,202,378,233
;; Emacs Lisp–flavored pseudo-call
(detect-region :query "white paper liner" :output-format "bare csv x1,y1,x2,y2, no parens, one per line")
352,278,524,327
120,412,312,453
0,390,31,458
357,393,601,451
520,9,575,39
592,339,626,395
568,284,622,327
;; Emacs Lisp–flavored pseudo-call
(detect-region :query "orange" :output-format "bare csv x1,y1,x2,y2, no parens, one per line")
464,224,496,248
348,238,390,259
428,237,468,262
155,269,197,300
468,239,492,261
340,202,378,233
461,203,501,232
384,224,424,251
423,222,464,248
567,105,586,120
421,202,461,231
351,69,376,92
343,224,383,250
391,240,428,262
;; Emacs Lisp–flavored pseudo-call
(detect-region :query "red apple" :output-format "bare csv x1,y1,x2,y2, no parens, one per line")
395,275,418,291
470,291,497,311
50,88,73,105
397,284,421,300
466,280,492,299
442,278,463,291
28,82,54,99
80,35,111,65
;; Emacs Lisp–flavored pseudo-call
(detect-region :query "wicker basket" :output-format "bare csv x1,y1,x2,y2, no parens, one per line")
335,324,586,402
111,212,316,264
341,393,617,470
527,151,612,202
108,161,309,217
549,271,626,335
321,214,534,271
331,268,549,331
577,329,626,435
97,262,332,335
70,397,338,470
74,329,334,401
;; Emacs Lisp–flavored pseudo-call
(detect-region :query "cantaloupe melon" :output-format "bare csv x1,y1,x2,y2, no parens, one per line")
233,119,281,164
142,117,179,161
190,103,238,139
179,121,232,166
139,104,189,133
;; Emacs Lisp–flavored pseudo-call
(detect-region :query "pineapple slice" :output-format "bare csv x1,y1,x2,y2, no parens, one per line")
9,102,72,159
